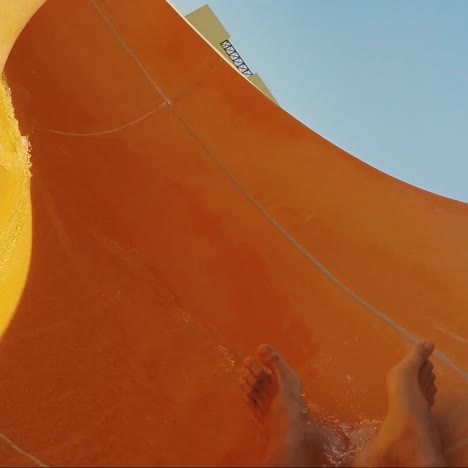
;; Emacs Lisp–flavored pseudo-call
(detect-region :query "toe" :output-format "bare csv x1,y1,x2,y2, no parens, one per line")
240,367,274,399
428,384,437,406
425,372,436,388
255,344,295,383
423,374,436,401
420,360,434,379
239,376,257,401
240,367,260,389
241,392,262,422
402,340,434,371
419,360,436,397
243,356,271,384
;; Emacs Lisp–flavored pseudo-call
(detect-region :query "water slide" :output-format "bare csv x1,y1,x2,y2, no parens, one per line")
0,0,467,465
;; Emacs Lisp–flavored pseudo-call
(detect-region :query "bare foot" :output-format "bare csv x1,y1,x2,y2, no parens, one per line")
239,344,324,467
354,340,446,467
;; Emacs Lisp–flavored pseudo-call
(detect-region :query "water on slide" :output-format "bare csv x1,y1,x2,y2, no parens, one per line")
0,0,467,466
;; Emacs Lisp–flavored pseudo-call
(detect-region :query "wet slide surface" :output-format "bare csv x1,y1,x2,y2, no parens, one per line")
0,0,467,465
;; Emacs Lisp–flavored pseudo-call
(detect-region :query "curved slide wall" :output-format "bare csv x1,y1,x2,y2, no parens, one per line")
0,1,467,465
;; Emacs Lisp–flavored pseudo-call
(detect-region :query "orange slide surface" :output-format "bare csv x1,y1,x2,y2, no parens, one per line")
0,0,467,466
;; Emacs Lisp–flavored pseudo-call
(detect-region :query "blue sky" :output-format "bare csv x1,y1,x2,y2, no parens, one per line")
172,0,468,202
